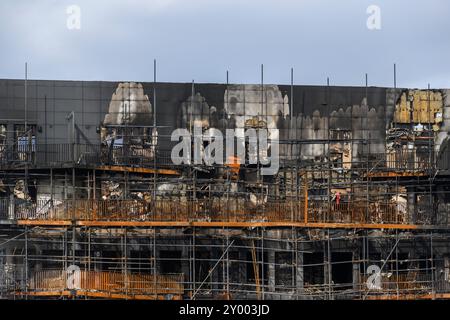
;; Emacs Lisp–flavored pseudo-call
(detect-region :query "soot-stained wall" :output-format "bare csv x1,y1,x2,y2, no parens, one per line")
0,79,448,164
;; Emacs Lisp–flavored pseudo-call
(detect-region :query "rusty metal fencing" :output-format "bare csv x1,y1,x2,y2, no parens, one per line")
306,200,404,224
4,197,421,225
29,269,184,296
360,272,433,297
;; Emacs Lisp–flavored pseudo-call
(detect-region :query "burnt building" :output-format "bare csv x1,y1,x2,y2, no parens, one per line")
0,78,450,300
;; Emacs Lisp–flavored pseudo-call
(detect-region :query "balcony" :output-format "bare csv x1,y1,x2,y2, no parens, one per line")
15,269,184,300
0,197,425,229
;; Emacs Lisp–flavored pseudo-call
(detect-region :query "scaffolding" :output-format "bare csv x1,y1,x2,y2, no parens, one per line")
1,78,450,300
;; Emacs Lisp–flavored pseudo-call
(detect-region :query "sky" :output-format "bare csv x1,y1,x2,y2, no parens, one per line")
0,0,449,88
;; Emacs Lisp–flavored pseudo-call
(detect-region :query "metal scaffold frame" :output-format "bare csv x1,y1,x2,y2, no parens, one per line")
1,66,450,300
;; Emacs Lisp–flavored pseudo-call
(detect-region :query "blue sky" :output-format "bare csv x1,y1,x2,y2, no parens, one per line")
0,0,448,88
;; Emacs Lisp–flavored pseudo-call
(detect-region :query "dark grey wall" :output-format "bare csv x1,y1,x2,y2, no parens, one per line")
0,79,393,146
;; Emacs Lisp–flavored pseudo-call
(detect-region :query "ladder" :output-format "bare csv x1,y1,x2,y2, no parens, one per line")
251,240,261,299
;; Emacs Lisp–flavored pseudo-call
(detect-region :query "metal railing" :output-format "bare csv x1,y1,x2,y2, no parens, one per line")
360,272,433,298
27,269,184,296
363,150,434,173
0,143,440,172
308,201,406,224
1,197,429,225
0,143,174,168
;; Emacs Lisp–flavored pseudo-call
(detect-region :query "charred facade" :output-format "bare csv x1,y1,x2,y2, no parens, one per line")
1,79,450,300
